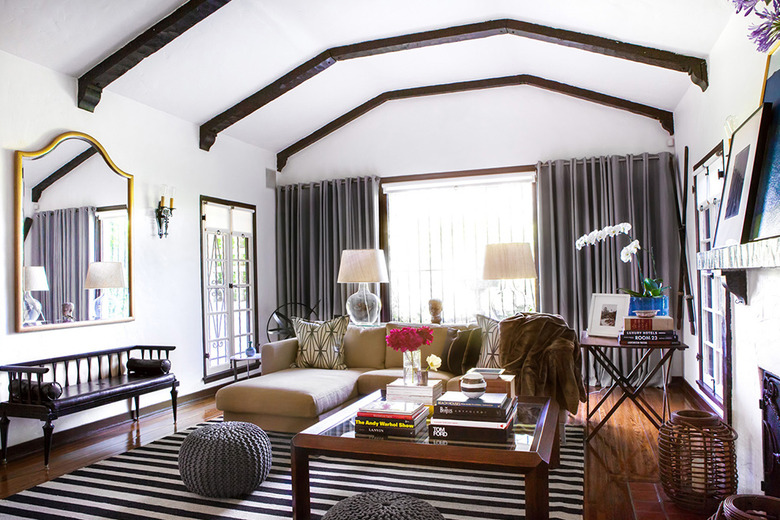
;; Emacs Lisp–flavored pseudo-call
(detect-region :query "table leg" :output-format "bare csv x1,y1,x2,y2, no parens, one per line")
232,360,238,382
246,360,251,379
291,443,311,520
525,465,549,520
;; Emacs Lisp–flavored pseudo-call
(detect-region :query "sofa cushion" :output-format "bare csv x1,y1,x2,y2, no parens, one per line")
292,316,349,369
458,327,482,374
476,315,501,368
443,328,474,376
384,323,450,368
357,369,454,395
216,368,365,418
343,325,386,369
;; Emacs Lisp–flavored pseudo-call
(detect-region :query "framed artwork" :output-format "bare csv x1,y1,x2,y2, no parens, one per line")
587,293,630,338
751,47,780,241
713,103,771,248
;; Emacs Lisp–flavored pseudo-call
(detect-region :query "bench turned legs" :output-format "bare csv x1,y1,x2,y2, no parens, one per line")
1,413,9,464
171,385,178,424
133,395,140,421
42,419,54,469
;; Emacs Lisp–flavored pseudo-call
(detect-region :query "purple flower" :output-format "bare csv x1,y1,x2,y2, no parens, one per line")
750,0,780,52
734,0,762,14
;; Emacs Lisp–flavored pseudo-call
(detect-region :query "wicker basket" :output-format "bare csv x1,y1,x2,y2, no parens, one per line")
658,410,738,514
707,495,780,520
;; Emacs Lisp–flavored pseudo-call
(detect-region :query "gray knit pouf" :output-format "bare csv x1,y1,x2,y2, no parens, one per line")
178,421,272,498
323,491,444,520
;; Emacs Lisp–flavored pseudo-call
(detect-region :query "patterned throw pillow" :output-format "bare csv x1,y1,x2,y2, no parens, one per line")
476,314,501,369
291,315,349,370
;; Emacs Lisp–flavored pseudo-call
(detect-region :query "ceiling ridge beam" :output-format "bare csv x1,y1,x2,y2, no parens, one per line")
78,0,232,112
275,74,674,171
200,18,703,151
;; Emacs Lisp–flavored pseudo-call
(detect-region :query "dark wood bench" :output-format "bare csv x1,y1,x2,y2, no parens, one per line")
0,345,179,467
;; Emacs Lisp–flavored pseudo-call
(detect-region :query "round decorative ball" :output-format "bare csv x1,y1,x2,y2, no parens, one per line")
460,372,487,399
323,491,444,520
178,421,272,498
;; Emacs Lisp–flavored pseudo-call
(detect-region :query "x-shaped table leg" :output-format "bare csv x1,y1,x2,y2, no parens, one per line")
586,345,678,441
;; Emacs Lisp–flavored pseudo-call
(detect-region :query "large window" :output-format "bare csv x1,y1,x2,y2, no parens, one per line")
693,145,730,412
384,173,536,323
200,197,257,380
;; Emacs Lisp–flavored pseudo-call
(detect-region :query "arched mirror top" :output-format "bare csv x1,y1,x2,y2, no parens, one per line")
14,131,134,332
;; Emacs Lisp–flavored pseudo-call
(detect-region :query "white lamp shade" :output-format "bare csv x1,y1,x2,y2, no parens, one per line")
24,266,49,291
483,243,537,280
84,262,125,289
337,249,389,283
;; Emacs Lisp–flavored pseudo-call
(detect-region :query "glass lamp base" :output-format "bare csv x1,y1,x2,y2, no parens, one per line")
345,282,381,325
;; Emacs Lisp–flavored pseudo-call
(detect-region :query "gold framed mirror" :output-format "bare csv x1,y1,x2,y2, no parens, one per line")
14,131,134,332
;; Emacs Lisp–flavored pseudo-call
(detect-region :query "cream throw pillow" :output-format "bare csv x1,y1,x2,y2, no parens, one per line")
291,315,349,369
476,314,501,369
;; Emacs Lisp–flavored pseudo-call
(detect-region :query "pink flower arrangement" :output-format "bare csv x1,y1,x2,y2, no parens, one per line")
385,326,433,352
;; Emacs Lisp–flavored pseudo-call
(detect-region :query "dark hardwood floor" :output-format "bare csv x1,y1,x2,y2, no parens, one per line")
0,385,709,519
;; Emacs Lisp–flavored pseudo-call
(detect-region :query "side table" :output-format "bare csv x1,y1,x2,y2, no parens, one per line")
580,331,687,441
229,352,262,381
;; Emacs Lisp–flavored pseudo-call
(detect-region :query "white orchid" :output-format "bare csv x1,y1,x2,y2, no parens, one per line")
620,240,641,263
426,354,442,371
575,223,668,297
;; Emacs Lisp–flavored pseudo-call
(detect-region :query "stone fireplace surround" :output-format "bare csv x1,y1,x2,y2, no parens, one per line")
697,236,780,494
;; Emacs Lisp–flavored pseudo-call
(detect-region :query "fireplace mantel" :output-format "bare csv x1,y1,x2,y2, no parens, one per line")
697,237,780,271
696,237,780,303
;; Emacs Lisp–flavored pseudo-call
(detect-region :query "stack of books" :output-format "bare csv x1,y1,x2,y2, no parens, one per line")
620,315,679,345
428,391,518,444
385,378,443,406
354,400,429,439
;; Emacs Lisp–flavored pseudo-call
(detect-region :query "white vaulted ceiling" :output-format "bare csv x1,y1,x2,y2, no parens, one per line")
0,0,733,168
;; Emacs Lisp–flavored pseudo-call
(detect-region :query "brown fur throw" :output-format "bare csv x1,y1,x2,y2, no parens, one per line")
498,312,586,414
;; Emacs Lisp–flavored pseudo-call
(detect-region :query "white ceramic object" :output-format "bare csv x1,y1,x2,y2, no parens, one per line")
460,372,487,399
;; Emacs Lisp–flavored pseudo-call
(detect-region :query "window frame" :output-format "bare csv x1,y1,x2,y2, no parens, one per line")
199,195,259,383
692,143,733,422
378,164,539,322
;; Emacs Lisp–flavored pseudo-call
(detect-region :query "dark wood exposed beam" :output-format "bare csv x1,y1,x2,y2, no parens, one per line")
78,0,231,112
200,18,705,151
31,148,98,203
276,74,675,170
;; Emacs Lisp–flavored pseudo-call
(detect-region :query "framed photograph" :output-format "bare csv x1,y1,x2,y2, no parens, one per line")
714,103,771,248
587,293,630,338
750,48,780,241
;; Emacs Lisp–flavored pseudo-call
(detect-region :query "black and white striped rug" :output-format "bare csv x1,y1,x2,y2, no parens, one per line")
0,422,584,519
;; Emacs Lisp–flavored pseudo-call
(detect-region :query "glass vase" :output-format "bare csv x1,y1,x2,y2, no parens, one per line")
403,350,421,386
628,295,670,316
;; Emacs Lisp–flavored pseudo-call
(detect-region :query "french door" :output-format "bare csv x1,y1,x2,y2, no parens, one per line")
201,198,257,379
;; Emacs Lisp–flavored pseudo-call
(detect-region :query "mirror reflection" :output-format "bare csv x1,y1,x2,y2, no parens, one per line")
16,132,133,331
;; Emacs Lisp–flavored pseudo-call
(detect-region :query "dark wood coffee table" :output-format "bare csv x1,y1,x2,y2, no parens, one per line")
291,391,560,519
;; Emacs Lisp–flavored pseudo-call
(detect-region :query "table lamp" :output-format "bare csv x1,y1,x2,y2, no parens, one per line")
483,242,537,315
337,249,389,325
23,266,49,324
85,261,125,320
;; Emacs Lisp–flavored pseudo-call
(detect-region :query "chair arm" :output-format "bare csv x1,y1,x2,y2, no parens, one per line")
261,339,299,374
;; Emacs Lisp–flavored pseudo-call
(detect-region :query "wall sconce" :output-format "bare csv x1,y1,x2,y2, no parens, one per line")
155,185,175,238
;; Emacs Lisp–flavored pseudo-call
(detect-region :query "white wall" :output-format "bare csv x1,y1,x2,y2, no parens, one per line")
0,50,277,448
673,14,779,493
280,80,674,183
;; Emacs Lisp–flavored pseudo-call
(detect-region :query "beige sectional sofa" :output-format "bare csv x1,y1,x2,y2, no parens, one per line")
216,323,474,432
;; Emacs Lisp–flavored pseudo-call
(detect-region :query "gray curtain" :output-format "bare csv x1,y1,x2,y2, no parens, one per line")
31,207,95,323
276,176,380,319
536,153,680,385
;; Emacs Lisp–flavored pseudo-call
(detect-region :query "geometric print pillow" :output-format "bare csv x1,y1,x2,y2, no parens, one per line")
475,314,501,369
291,315,349,370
